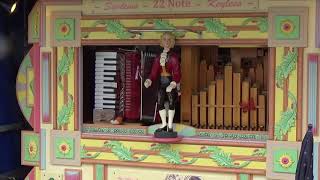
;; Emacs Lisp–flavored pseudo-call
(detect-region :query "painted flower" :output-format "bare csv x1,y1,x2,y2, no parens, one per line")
28,140,38,158
59,141,71,155
278,153,294,168
280,20,295,34
59,23,70,36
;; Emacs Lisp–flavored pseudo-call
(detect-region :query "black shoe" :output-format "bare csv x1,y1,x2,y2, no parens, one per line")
155,126,167,132
168,128,173,132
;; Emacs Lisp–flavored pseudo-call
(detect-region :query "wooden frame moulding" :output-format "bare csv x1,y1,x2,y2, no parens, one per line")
82,39,268,46
296,48,304,140
53,47,57,129
81,134,266,148
83,146,266,162
79,12,272,143
82,159,266,175
268,48,276,140
74,48,79,131
40,0,81,5
81,12,268,20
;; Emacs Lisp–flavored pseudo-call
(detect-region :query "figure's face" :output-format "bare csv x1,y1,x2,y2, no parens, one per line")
161,33,172,50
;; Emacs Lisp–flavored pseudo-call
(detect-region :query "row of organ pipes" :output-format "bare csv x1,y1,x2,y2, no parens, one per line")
191,48,268,131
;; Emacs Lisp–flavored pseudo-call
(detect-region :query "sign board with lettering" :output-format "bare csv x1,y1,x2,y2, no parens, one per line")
82,0,259,15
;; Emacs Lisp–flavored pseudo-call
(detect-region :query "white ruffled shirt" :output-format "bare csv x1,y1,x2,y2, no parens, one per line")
160,49,169,66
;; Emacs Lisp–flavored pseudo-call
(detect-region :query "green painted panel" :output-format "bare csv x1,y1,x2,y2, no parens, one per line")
273,149,298,173
23,134,40,162
95,164,104,180
239,174,249,180
54,137,75,159
275,15,300,40
54,18,75,41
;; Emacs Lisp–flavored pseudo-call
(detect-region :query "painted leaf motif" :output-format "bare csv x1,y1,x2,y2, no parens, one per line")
275,108,296,140
80,145,101,159
67,47,75,66
57,95,74,126
105,20,134,39
152,19,185,37
111,146,133,161
154,19,175,30
105,141,134,161
29,79,35,96
57,52,70,76
211,151,233,167
203,18,238,38
252,148,267,156
241,17,268,33
189,18,201,26
57,48,75,90
257,18,268,33
276,49,298,88
159,150,182,164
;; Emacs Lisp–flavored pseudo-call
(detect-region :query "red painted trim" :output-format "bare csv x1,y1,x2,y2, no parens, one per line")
308,54,319,62
65,169,82,180
317,55,320,136
35,44,41,133
30,44,41,133
28,168,35,180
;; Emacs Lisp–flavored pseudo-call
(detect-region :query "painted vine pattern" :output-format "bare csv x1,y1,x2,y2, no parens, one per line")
200,146,266,168
139,19,186,38
82,20,136,39
81,17,266,39
274,49,298,140
81,141,266,168
242,17,268,33
57,47,75,129
150,143,198,165
57,47,74,90
57,95,74,129
190,18,238,38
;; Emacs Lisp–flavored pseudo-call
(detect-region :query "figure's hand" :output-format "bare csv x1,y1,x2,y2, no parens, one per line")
144,79,152,88
166,81,177,92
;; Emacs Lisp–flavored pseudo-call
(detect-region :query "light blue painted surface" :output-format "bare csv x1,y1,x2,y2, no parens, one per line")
40,128,46,170
314,142,319,180
42,58,50,120
308,61,317,127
